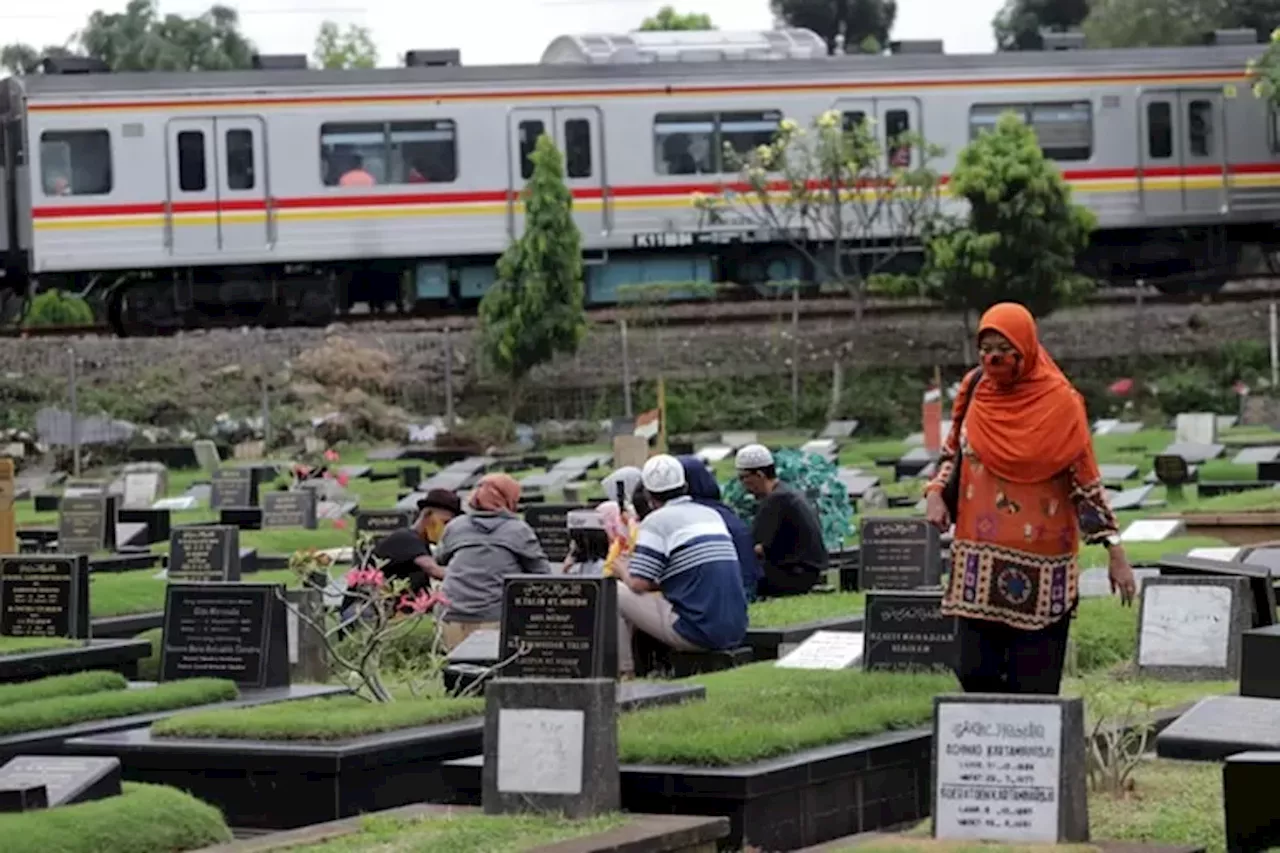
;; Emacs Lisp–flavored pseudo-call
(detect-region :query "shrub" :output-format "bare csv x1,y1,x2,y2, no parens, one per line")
21,290,94,328
294,336,395,392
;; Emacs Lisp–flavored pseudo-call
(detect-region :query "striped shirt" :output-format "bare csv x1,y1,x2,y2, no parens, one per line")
630,496,749,649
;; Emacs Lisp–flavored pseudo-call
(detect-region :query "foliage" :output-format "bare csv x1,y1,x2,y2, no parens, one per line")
1070,596,1138,674
1083,0,1227,47
0,671,126,707
697,109,945,318
639,6,715,30
993,0,1089,50
294,336,396,392
748,591,865,628
22,290,94,328
1079,674,1161,796
0,44,75,76
0,782,232,853
769,0,896,54
479,134,588,389
313,20,378,69
911,111,1095,318
722,447,852,550
0,678,238,735
1249,27,1280,106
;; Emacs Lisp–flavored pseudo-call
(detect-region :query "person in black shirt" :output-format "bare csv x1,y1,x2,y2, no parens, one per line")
735,444,827,598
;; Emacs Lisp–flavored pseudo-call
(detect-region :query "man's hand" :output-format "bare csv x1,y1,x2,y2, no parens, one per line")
1108,545,1137,606
925,491,950,532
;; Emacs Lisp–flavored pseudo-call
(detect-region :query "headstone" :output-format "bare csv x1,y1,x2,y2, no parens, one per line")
1157,554,1277,629
1188,546,1243,561
932,694,1088,843
210,468,256,509
1233,446,1280,466
0,756,121,811
193,440,221,472
121,472,162,509
0,554,89,639
1176,412,1219,445
0,459,13,556
720,432,758,450
1155,695,1280,761
820,420,859,439
1106,484,1155,512
153,496,198,512
612,435,648,471
800,439,838,462
1098,463,1139,483
58,495,110,555
354,509,414,545
167,526,241,583
859,517,941,591
62,480,106,498
284,587,329,683
1153,454,1191,486
261,490,318,530
1224,752,1280,853
775,630,864,670
1120,518,1185,543
864,590,958,672
1136,575,1251,680
524,504,585,563
1161,442,1224,464
482,677,618,818
694,446,732,464
895,447,935,480
400,466,422,490
1241,625,1280,699
160,582,290,688
499,575,617,680
1093,418,1119,435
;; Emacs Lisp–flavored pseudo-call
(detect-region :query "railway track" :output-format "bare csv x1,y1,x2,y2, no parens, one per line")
3,280,1278,339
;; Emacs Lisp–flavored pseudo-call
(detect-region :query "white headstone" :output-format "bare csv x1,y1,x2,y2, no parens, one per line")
152,496,198,511
496,708,585,795
1187,546,1243,562
1138,584,1233,669
1232,446,1280,466
1120,518,1186,543
1176,413,1219,446
775,631,864,670
1107,484,1154,512
800,439,838,462
1093,419,1120,435
122,472,161,509
193,439,221,473
695,446,733,464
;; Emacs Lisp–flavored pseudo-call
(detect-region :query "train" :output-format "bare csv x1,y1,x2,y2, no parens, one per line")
2,27,1279,335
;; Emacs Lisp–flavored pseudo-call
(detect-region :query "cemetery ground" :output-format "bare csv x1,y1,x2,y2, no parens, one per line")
3,422,1279,851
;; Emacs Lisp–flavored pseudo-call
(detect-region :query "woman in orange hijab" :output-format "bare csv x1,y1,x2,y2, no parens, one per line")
924,302,1136,695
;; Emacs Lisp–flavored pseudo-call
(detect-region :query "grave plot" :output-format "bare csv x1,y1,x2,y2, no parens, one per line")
742,591,865,661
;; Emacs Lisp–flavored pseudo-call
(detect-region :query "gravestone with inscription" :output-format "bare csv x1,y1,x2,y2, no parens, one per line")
932,694,1088,843
210,468,257,509
1137,576,1252,681
775,630,864,670
864,590,958,672
160,583,289,688
262,490,318,530
0,756,121,812
499,575,617,680
859,517,941,591
524,505,587,563
168,527,240,583
122,471,163,509
354,509,414,545
58,495,112,555
0,555,89,639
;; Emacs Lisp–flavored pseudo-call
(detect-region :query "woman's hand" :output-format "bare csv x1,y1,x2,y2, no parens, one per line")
925,490,951,532
1108,545,1137,606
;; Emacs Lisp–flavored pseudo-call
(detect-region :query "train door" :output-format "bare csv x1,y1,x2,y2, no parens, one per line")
1138,91,1228,217
507,107,607,241
1178,90,1228,215
876,98,921,169
166,118,219,256
217,117,271,253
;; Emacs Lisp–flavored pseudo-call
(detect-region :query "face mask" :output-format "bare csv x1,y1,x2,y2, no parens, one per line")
982,351,1020,385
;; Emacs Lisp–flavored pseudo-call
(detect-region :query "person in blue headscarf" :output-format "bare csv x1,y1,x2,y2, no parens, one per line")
679,456,761,601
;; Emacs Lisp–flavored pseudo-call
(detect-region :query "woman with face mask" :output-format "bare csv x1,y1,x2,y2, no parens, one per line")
923,302,1137,696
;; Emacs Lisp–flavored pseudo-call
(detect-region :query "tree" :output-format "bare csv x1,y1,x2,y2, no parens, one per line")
916,112,1095,319
639,6,715,30
696,109,945,321
313,21,378,69
79,0,254,71
479,134,588,405
770,0,896,54
1248,28,1280,105
2,43,76,76
993,0,1089,50
1082,0,1226,47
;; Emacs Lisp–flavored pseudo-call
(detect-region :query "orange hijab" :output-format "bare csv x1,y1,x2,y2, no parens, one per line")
470,474,520,513
964,303,1091,484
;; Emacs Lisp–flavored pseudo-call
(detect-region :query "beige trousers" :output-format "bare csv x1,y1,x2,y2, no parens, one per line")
616,581,702,675
440,620,500,652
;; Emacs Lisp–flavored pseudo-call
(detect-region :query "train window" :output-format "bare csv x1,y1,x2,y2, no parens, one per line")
388,120,457,183
843,111,868,132
226,129,255,190
1030,102,1092,161
885,109,911,167
564,118,592,179
654,112,716,176
177,131,206,192
39,129,112,196
968,105,1027,140
518,120,545,180
1147,102,1173,159
719,111,781,172
1188,100,1214,157
321,123,387,185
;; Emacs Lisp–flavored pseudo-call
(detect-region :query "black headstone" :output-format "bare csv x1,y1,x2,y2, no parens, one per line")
1225,752,1280,853
1154,454,1190,485
354,509,414,544
523,504,586,563
1258,460,1280,482
400,466,422,489
168,526,241,583
859,517,942,591
1241,625,1280,699
863,589,958,673
261,490,318,530
0,554,90,639
210,468,257,509
499,575,617,680
0,756,121,809
160,582,290,688
57,495,110,555
0,785,47,812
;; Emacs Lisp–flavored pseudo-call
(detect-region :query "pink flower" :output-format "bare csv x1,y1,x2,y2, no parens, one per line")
398,588,448,614
345,568,386,588
336,473,350,488
333,519,347,530
294,464,312,478
324,449,340,462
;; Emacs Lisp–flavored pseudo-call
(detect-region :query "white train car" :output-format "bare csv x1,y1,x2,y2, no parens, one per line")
1,29,1279,332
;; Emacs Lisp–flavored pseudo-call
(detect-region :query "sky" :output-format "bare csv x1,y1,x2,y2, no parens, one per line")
1,0,1003,66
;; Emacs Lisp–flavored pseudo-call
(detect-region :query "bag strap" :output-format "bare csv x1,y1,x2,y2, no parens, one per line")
952,367,983,435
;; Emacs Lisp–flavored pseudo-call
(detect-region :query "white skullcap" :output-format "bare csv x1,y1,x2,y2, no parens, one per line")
735,444,775,471
641,454,686,494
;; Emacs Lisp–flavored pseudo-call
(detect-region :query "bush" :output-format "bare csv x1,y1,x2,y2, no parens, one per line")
21,290,95,328
294,336,395,392
722,447,852,550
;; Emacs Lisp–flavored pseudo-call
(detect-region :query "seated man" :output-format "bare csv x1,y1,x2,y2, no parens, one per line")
612,455,748,677
734,444,828,598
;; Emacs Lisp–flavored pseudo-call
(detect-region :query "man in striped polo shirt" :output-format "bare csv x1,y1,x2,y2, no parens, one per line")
612,455,749,676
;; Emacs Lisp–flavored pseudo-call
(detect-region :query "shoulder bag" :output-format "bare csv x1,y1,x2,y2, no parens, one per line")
940,367,982,521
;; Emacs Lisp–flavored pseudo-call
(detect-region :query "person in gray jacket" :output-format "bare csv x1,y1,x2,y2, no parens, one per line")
435,474,550,650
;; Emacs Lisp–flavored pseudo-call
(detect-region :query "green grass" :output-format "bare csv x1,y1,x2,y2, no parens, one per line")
1090,759,1225,853
282,812,627,853
1071,596,1138,673
617,663,955,767
0,781,231,853
152,693,485,741
1186,487,1280,512
1078,536,1226,569
0,636,83,656
1061,675,1235,720
0,678,238,735
90,568,298,618
748,591,866,628
0,671,127,708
